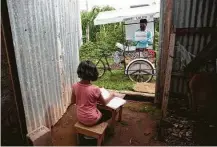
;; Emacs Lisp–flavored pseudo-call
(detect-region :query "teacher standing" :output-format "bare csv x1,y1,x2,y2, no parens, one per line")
134,19,152,49
133,19,155,63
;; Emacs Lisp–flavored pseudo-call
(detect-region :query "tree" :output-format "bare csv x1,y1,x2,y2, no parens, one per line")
80,6,160,60
81,6,115,42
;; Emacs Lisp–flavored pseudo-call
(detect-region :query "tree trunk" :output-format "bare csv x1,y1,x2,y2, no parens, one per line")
86,23,90,42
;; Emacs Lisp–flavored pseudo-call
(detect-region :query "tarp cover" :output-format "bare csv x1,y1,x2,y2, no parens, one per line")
94,5,160,25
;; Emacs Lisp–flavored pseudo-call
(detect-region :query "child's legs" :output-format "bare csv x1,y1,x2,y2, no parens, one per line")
97,108,115,136
97,108,112,124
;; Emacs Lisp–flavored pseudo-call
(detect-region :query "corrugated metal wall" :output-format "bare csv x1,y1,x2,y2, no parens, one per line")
170,0,216,95
7,0,81,133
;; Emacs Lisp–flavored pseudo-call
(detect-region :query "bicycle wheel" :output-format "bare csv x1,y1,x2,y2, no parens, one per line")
90,58,106,78
126,59,154,83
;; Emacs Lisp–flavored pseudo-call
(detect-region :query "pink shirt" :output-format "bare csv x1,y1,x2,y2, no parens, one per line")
72,82,102,126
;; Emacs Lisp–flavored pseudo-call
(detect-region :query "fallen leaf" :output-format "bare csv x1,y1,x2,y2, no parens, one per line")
129,138,132,144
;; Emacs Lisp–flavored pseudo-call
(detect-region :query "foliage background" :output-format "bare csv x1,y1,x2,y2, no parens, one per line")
80,6,159,60
79,6,159,90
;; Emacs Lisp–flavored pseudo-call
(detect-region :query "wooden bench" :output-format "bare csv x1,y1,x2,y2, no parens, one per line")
74,122,108,146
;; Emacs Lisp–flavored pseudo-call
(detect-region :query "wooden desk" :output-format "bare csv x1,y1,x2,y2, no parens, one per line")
97,93,126,128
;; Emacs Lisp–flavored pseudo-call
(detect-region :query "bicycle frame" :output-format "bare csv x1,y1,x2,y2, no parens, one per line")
98,54,112,71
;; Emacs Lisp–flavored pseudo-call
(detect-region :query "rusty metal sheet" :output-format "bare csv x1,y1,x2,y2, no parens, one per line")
158,0,217,97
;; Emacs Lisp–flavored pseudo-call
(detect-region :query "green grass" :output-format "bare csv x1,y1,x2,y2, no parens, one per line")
93,70,135,91
124,102,162,119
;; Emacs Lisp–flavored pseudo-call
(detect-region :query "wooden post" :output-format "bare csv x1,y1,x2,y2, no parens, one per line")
26,126,52,146
76,133,80,145
86,24,90,42
97,135,103,146
118,106,123,122
157,0,173,105
2,0,28,145
161,33,176,118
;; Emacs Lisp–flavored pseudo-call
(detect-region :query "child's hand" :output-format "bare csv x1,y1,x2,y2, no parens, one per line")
110,92,115,98
103,92,115,104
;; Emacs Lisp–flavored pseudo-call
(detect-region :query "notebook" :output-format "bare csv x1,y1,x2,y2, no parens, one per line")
100,88,126,110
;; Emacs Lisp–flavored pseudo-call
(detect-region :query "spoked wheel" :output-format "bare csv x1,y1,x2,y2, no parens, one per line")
126,59,154,83
90,58,106,78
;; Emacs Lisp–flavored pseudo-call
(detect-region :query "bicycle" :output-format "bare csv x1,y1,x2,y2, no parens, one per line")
88,49,124,78
87,46,156,83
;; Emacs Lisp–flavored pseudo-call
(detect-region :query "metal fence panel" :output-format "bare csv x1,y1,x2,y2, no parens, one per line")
7,0,81,132
171,0,216,95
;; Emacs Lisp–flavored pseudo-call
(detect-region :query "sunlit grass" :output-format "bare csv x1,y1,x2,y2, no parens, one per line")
93,70,135,91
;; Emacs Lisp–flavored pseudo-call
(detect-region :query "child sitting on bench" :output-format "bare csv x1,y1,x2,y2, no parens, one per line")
70,60,114,126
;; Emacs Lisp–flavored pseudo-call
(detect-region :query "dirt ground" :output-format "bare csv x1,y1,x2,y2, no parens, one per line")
51,101,166,146
133,82,155,94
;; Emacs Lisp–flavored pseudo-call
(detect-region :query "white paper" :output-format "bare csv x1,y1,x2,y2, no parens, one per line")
135,31,147,41
106,97,126,110
100,88,126,110
100,88,110,100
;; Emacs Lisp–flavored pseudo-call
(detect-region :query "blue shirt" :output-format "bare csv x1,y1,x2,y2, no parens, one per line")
134,29,152,48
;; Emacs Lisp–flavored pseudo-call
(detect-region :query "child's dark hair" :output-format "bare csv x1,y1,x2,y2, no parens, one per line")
77,60,99,81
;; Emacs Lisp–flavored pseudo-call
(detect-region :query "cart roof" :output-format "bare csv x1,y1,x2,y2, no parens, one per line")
94,5,160,25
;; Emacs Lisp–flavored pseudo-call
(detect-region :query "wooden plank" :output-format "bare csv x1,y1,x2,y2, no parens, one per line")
133,82,155,94
108,89,155,98
74,122,108,136
175,27,217,36
157,0,174,104
1,0,28,144
26,126,52,146
184,40,217,72
161,34,176,118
